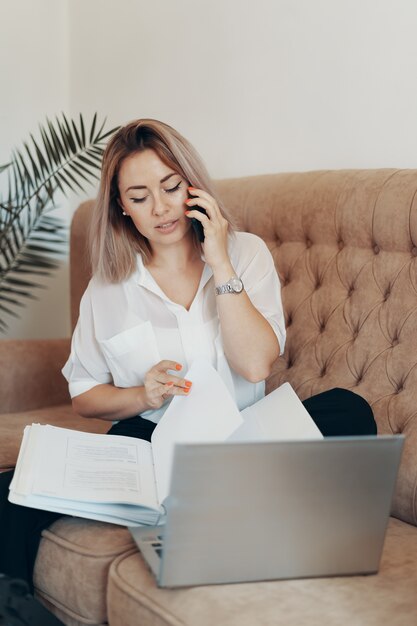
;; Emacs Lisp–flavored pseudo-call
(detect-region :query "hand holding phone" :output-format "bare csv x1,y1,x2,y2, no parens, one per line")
188,191,207,242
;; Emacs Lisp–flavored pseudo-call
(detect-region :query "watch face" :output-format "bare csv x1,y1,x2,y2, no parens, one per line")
230,277,243,293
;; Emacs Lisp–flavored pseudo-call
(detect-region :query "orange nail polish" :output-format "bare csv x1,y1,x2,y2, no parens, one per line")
188,186,195,191
184,387,190,393
185,380,192,388
166,382,174,386
175,364,182,371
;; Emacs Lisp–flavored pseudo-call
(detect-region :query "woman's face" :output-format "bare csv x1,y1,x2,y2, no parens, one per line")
117,149,192,252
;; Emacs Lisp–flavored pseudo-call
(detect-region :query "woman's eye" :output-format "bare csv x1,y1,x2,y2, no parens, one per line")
129,182,181,203
131,197,146,203
165,182,181,194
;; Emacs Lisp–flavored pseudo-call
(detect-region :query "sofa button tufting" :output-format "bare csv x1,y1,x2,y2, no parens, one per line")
306,238,312,248
392,337,399,346
412,246,417,256
338,239,344,250
373,244,380,254
348,287,354,297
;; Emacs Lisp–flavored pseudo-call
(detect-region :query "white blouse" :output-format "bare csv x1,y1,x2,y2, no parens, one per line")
62,231,286,423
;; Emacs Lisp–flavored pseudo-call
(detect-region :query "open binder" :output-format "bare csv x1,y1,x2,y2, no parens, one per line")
9,359,322,526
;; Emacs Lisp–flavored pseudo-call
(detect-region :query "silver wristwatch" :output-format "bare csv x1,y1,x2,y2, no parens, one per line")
215,276,244,295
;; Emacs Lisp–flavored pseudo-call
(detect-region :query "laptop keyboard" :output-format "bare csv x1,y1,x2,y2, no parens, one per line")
152,540,163,557
145,534,164,558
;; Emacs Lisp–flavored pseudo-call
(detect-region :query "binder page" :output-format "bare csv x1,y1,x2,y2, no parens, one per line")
228,382,323,442
152,358,243,504
9,424,40,494
9,490,162,526
17,425,159,509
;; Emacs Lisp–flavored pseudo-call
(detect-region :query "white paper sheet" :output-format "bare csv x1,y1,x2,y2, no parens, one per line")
151,358,243,503
228,382,323,442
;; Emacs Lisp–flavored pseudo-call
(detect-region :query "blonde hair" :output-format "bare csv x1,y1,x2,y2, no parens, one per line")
90,118,232,282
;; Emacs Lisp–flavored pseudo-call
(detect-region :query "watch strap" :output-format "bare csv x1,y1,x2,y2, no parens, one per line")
215,276,244,295
215,283,235,295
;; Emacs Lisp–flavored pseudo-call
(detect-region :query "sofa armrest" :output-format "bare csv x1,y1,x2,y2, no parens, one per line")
0,338,71,412
392,415,417,526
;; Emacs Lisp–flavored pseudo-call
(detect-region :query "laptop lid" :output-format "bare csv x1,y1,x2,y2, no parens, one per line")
132,436,403,587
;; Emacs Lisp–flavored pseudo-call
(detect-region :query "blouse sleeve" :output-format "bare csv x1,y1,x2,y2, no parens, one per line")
61,286,113,398
232,233,286,355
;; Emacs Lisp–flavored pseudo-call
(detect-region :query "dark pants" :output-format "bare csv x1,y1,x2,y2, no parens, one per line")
302,387,376,437
0,387,376,590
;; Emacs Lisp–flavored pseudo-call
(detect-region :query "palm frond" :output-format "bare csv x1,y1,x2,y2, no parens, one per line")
0,113,119,331
0,210,67,320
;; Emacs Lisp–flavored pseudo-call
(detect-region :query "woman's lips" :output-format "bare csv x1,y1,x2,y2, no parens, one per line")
155,219,179,233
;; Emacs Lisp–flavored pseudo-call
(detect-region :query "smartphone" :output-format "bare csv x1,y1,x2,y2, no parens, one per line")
188,192,207,242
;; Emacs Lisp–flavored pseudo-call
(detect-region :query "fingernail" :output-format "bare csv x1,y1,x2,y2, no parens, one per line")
185,210,191,215
175,364,182,371
184,380,192,388
166,382,174,386
184,387,190,393
188,186,195,191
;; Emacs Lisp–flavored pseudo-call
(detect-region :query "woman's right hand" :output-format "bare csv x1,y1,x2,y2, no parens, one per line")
143,360,192,409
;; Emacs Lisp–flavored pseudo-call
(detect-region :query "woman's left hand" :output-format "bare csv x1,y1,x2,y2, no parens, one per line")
185,187,230,270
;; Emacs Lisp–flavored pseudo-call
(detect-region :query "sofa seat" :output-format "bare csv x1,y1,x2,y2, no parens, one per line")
107,517,417,626
0,404,109,470
34,518,135,626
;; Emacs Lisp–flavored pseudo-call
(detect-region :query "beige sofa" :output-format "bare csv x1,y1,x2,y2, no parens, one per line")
1,168,417,625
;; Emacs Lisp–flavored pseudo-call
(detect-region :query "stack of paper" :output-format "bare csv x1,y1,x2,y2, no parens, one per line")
9,359,322,526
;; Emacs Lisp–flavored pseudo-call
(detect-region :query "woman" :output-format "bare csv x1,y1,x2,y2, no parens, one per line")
63,118,286,433
0,119,376,589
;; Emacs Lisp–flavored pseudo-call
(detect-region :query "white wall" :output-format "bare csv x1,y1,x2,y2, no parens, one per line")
3,0,417,338
69,0,417,176
0,0,71,339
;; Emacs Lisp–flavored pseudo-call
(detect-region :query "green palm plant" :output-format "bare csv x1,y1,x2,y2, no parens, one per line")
0,113,118,332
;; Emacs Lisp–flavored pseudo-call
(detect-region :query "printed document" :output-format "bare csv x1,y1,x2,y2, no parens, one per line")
9,358,322,526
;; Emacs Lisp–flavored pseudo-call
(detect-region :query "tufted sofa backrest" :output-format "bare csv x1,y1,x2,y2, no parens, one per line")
216,169,417,526
71,169,417,526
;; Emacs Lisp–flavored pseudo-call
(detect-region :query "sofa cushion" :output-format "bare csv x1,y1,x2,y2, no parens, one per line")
107,518,417,626
34,517,135,625
0,404,109,469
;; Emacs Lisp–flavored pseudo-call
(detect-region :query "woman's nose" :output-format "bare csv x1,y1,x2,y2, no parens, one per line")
152,193,169,216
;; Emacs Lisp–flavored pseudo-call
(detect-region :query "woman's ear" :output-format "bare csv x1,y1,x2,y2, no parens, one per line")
117,198,128,216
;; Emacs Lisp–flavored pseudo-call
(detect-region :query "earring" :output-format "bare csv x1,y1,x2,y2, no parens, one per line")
122,211,127,216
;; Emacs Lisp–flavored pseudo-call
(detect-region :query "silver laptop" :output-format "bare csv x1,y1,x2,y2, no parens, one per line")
129,436,403,588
